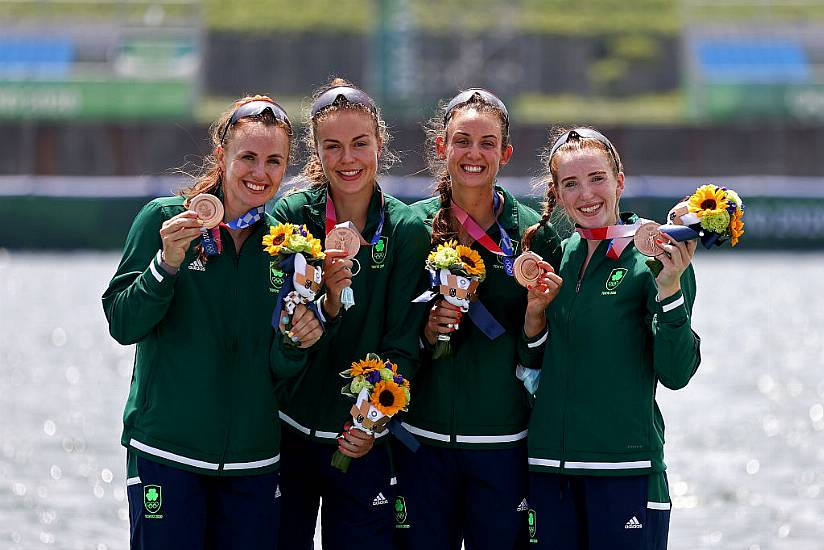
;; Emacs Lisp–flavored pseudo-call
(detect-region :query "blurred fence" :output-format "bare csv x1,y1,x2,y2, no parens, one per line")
2,175,822,250
4,121,824,177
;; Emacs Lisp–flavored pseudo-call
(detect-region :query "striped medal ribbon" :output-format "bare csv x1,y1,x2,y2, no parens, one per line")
575,221,643,260
200,205,265,256
449,191,515,276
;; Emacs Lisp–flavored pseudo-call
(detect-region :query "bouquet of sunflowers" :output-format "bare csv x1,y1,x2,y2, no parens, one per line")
637,184,745,275
262,223,325,345
412,240,486,359
332,353,411,473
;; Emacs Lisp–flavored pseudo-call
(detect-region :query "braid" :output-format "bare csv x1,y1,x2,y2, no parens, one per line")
430,173,458,245
522,182,557,252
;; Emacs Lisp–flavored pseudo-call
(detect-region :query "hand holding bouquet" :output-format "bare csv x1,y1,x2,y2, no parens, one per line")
263,223,325,345
413,240,486,358
636,184,745,275
332,353,411,473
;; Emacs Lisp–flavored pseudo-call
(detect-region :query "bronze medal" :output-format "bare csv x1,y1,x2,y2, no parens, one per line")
326,225,361,259
633,222,665,257
513,251,549,288
189,194,224,229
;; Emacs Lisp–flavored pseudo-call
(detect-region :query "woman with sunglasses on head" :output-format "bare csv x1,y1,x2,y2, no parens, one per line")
393,89,562,550
102,95,321,549
271,78,430,549
521,127,700,550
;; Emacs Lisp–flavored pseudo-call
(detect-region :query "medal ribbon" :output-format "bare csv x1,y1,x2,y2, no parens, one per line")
222,205,265,230
200,227,221,256
199,205,264,256
576,221,643,260
325,189,385,246
449,191,515,276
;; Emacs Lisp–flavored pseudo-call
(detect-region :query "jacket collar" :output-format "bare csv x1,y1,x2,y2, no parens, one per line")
302,182,384,236
439,184,520,232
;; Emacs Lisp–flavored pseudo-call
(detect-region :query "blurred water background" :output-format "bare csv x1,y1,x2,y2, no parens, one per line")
1,250,822,549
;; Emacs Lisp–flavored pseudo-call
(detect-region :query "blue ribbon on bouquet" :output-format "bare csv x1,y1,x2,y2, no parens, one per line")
412,268,505,341
386,419,420,452
467,299,505,340
659,223,723,249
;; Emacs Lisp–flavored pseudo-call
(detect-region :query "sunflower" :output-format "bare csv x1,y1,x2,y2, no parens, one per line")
349,357,384,377
370,379,408,416
689,185,729,218
263,223,294,256
456,245,485,278
730,208,744,247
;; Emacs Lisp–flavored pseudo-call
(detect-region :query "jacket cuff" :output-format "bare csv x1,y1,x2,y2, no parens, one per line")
523,328,549,349
517,327,548,370
147,250,178,289
656,290,687,323
316,294,343,324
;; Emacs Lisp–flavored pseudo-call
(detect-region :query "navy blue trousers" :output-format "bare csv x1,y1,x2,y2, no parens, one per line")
277,427,396,550
527,473,670,550
394,442,529,550
126,454,281,550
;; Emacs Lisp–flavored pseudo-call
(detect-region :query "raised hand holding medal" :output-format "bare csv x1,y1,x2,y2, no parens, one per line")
189,194,224,229
187,193,225,256
323,189,385,316
513,250,563,329
325,222,362,312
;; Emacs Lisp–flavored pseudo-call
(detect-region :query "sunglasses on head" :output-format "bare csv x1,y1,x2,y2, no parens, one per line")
310,86,377,118
548,128,620,172
220,100,292,143
443,88,509,131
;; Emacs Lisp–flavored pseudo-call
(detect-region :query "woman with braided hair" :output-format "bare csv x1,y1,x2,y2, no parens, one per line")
523,127,700,549
394,88,562,549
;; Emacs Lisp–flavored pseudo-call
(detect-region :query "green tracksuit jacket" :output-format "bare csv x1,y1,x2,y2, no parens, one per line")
271,184,431,443
402,187,562,449
527,212,701,477
102,196,304,476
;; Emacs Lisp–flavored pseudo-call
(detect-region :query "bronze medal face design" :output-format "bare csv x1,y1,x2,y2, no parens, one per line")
513,251,547,288
633,222,664,257
326,226,361,259
189,194,224,229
